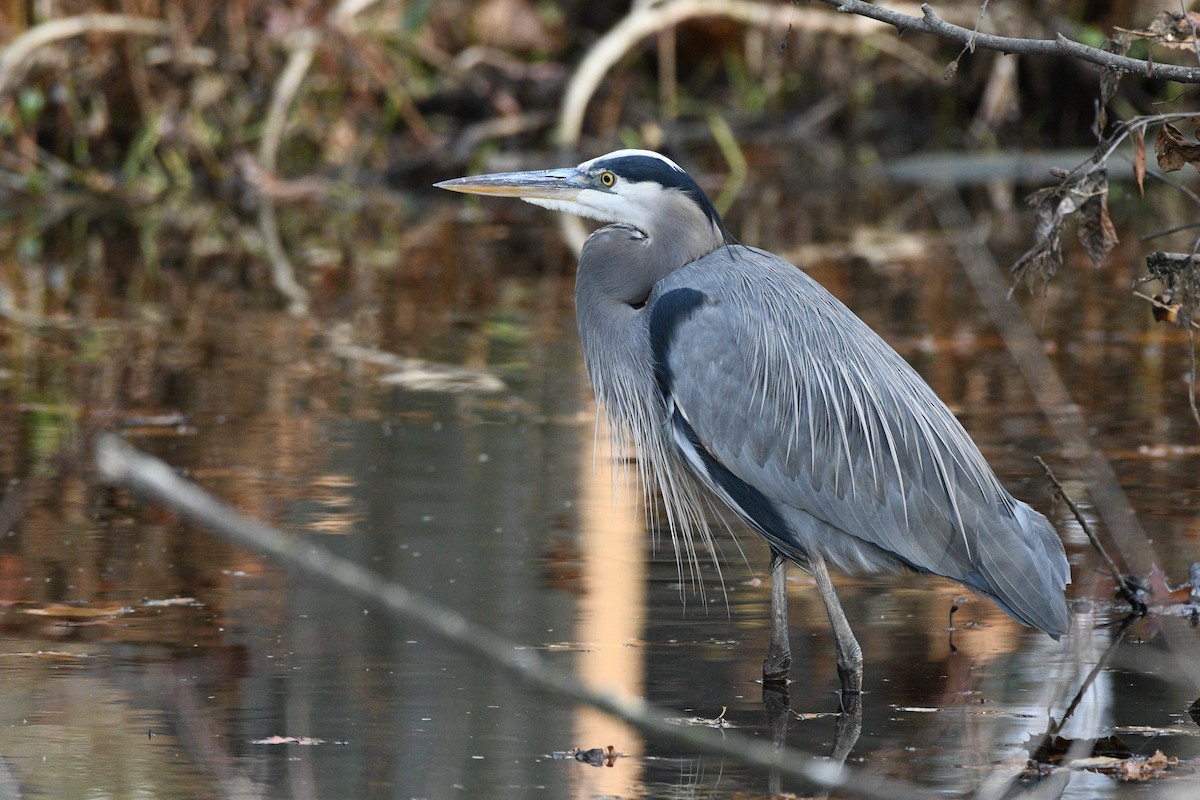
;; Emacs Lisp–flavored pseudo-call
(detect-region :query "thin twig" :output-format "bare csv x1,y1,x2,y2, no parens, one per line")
93,434,939,800
945,0,990,78
819,1,1200,83
1142,221,1200,241
1035,456,1146,614
1190,325,1200,427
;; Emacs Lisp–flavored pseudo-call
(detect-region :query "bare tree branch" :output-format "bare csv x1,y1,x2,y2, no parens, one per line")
819,1,1200,83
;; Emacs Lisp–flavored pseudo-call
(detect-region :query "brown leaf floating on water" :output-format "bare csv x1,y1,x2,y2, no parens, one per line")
22,603,134,619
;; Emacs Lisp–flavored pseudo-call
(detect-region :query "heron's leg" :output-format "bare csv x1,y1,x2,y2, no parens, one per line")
762,550,792,683
809,552,863,696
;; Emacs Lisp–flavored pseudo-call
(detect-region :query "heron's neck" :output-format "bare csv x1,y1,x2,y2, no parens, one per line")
577,222,723,308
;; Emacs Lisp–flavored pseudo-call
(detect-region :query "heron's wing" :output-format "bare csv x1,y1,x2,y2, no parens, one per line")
649,247,1070,635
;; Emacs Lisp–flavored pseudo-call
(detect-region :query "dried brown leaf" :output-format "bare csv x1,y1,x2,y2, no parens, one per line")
1017,168,1124,281
1155,123,1200,173
1014,185,1073,283
1078,187,1119,267
1117,749,1175,781
1151,293,1180,323
1012,230,1063,284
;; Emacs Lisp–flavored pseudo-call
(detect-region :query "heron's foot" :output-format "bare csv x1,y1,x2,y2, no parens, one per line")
840,686,859,714
836,663,863,697
762,647,791,684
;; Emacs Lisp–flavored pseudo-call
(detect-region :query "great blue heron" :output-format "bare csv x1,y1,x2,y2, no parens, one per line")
437,149,1071,694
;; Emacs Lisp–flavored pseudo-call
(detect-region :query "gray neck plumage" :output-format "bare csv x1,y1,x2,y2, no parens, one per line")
573,203,725,433
571,193,728,564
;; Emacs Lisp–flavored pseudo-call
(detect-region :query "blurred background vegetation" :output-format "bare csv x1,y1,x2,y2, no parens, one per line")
0,0,1191,317
0,0,1197,490
3,7,1200,798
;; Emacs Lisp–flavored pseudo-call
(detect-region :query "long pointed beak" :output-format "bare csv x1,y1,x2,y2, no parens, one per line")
434,167,587,201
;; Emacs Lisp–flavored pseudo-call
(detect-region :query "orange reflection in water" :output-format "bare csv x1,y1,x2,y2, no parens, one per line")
573,410,646,799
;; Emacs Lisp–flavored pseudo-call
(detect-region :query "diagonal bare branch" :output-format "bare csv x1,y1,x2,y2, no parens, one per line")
819,1,1200,83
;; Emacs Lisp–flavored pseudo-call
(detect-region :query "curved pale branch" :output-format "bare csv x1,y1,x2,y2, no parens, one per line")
0,14,169,95
254,0,385,316
557,0,940,147
820,0,1200,83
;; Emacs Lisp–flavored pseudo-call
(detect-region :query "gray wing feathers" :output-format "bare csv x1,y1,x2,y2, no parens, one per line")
654,247,1071,636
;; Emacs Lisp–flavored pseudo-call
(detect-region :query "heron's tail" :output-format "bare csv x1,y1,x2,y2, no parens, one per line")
964,500,1071,638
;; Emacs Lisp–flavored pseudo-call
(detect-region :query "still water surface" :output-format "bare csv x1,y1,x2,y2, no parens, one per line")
1,176,1199,799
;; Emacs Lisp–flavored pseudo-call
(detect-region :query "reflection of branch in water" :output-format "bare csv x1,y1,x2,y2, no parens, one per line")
149,661,264,800
981,614,1138,800
993,767,1071,800
1048,612,1139,737
1035,457,1147,615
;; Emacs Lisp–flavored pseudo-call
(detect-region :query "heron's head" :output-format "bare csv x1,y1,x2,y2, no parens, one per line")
436,149,733,247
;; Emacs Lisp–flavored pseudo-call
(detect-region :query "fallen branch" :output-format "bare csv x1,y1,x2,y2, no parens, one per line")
818,1,1200,83
92,434,937,800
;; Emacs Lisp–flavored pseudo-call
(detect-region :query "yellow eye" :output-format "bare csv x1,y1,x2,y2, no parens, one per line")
599,171,616,187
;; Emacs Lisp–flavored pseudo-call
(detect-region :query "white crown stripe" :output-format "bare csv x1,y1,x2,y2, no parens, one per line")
577,149,685,173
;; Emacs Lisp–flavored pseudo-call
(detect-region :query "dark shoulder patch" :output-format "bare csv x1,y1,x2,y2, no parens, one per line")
649,288,706,398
